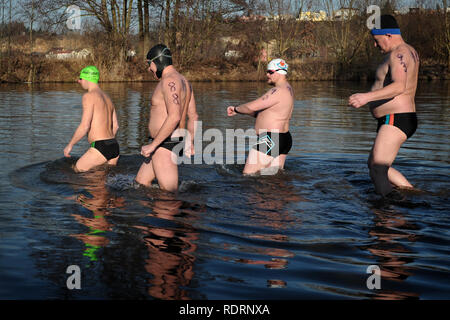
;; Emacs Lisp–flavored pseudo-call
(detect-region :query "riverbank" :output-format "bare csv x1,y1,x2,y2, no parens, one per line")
1,55,448,83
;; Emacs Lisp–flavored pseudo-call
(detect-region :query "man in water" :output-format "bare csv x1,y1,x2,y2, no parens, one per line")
64,66,120,172
135,44,198,193
348,15,419,199
227,58,294,175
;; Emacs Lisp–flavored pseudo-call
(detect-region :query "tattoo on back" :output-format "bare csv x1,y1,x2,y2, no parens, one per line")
397,53,407,72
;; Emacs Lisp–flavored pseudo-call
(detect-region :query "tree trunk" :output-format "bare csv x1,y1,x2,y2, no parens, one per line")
137,0,144,40
171,0,180,49
165,0,171,45
28,0,34,83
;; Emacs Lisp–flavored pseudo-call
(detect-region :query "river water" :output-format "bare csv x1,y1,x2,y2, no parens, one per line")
0,81,448,300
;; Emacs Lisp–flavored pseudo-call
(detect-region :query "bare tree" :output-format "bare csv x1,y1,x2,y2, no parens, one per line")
435,0,450,67
320,0,369,72
263,0,313,58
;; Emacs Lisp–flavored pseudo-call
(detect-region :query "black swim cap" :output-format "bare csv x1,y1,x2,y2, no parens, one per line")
371,14,401,35
380,15,399,29
146,44,173,79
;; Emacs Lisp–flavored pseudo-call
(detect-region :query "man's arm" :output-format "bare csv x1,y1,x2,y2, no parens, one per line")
64,94,94,157
227,88,280,116
349,50,408,108
141,78,182,157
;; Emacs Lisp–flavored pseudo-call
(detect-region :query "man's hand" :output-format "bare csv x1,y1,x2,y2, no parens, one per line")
141,143,156,158
348,93,370,108
184,140,195,158
64,144,73,157
227,106,237,116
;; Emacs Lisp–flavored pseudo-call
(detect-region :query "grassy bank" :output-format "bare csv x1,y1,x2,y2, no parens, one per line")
2,55,448,83
1,38,449,83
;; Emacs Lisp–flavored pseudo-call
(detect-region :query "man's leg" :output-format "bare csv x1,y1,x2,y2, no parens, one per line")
151,147,179,193
75,148,108,172
243,148,273,175
368,125,410,195
270,154,287,169
135,158,156,187
107,156,119,166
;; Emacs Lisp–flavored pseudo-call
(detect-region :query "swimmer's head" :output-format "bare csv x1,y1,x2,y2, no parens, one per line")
267,58,288,75
370,14,401,36
266,59,288,84
146,44,173,79
370,15,402,53
79,66,100,84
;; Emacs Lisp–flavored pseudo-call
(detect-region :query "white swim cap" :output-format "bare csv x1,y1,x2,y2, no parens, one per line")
267,59,288,75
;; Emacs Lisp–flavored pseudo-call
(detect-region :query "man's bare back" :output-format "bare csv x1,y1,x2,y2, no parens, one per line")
64,66,119,172
86,89,118,142
370,43,420,118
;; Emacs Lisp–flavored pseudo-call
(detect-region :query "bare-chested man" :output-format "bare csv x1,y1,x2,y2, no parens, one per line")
64,66,120,172
135,44,198,193
227,58,294,175
348,15,419,199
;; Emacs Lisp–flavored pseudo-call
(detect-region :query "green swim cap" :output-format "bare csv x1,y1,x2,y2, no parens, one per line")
80,66,100,84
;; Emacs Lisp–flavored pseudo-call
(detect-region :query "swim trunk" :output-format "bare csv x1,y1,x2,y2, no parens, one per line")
376,112,417,139
90,138,120,160
252,131,292,157
149,136,185,157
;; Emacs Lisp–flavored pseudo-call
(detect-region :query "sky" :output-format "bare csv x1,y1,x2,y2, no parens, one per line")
0,0,446,32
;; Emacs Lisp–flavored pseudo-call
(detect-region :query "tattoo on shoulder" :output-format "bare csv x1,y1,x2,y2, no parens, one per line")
262,88,277,100
396,53,407,72
168,81,177,92
167,81,180,105
287,86,293,97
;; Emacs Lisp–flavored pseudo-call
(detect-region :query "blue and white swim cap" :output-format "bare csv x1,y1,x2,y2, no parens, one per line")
267,58,288,75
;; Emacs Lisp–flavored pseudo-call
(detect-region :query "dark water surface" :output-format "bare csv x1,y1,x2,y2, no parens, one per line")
0,81,448,300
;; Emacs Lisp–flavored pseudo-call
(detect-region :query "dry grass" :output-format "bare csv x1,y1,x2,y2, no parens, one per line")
1,34,449,83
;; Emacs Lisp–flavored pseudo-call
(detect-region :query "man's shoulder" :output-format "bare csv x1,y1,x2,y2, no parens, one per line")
390,44,413,60
161,70,183,82
82,90,106,108
83,89,103,99
161,72,191,92
273,84,293,96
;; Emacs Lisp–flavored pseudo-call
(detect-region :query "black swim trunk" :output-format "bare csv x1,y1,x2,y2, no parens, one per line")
252,131,292,157
90,138,120,160
149,136,185,157
376,112,417,139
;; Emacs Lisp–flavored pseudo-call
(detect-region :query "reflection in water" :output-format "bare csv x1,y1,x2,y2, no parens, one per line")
227,174,304,287
136,194,199,300
1,81,449,299
70,167,125,263
364,206,420,300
